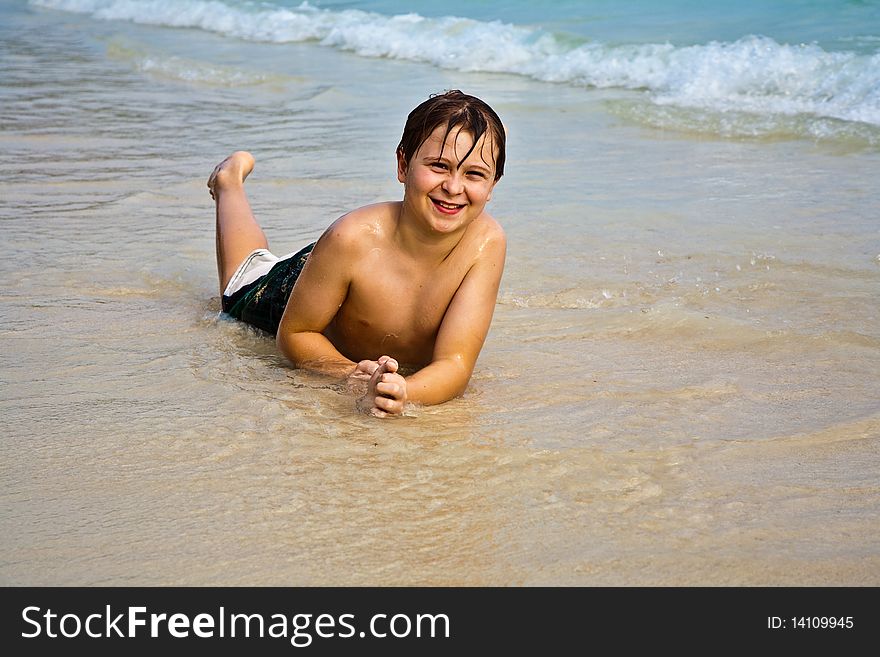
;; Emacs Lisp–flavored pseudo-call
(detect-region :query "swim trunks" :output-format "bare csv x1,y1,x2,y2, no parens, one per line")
221,242,316,335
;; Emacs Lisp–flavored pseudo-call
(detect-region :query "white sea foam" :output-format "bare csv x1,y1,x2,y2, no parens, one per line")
32,0,880,130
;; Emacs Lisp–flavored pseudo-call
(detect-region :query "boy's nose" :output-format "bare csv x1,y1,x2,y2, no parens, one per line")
441,173,464,196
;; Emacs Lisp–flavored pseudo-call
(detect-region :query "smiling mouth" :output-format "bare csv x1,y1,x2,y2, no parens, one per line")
431,198,465,214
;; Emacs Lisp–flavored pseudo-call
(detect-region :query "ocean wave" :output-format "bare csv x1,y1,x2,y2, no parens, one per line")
32,0,880,129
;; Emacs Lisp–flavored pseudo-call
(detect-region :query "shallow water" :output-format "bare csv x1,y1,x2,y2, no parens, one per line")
1,1,879,585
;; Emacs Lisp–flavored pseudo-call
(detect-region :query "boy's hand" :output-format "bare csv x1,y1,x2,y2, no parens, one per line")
348,359,381,382
356,356,407,417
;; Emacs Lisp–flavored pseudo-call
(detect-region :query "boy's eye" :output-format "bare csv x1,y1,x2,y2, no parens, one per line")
430,162,448,170
467,170,487,179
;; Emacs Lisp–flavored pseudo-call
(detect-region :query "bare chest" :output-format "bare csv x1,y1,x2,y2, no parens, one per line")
329,258,469,364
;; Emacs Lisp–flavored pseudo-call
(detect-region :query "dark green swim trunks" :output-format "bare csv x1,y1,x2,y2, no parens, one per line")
221,242,316,335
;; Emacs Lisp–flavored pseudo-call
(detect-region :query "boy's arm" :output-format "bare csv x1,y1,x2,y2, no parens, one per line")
405,229,507,406
275,221,359,379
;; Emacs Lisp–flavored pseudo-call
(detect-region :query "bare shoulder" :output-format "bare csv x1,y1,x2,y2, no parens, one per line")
315,201,399,254
480,212,506,243
467,212,507,261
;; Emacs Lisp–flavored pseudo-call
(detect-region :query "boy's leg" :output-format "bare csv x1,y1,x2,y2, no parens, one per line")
207,151,269,294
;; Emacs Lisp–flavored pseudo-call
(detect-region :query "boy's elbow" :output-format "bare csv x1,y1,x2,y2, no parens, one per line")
444,356,474,399
275,327,299,365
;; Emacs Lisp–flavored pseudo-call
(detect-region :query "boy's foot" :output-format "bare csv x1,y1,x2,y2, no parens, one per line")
207,151,255,200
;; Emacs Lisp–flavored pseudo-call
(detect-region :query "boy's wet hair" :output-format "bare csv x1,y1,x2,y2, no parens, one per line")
397,90,505,181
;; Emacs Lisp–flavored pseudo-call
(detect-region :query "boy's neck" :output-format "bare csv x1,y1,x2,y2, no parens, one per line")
394,201,468,265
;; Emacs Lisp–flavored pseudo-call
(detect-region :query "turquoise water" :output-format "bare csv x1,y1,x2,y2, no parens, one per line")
28,0,880,140
315,0,880,51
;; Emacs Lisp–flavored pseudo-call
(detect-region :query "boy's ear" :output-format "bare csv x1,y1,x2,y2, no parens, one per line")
396,148,408,183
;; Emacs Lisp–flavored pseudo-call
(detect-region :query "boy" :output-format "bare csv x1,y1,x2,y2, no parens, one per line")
208,90,506,417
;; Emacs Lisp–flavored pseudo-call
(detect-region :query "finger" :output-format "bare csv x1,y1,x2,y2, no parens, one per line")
370,362,388,386
376,355,399,372
380,373,406,391
373,395,402,415
347,367,369,383
375,381,400,399
358,359,380,375
351,361,378,381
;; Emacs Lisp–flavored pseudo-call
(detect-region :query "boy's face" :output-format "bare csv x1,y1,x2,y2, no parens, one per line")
397,124,498,235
